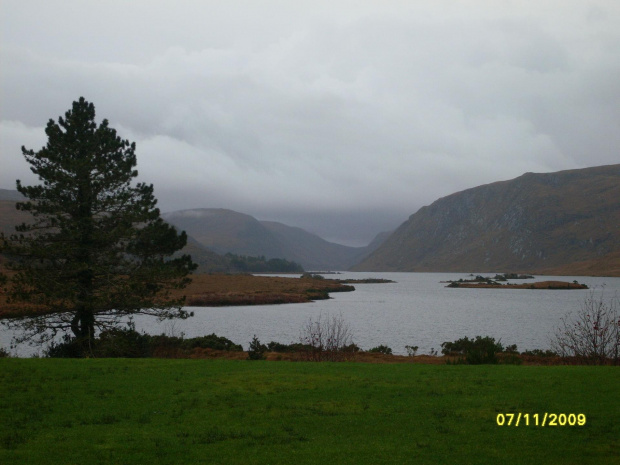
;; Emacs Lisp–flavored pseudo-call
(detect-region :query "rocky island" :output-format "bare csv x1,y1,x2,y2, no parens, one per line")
446,280,588,289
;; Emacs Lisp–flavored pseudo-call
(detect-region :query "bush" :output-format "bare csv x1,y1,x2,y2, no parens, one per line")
181,333,243,351
521,349,558,357
45,329,154,358
504,344,518,354
298,312,355,361
441,336,505,364
45,335,98,358
95,327,152,357
405,345,419,356
247,335,267,360
0,347,10,358
301,273,325,280
341,343,361,353
368,345,393,355
551,291,620,364
44,329,243,358
266,341,308,353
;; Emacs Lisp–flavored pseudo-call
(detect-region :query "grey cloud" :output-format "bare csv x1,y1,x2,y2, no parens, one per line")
2,1,620,245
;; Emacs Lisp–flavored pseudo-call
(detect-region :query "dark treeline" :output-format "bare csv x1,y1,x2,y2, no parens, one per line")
225,253,304,273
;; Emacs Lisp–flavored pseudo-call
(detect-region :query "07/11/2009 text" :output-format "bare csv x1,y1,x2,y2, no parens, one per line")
496,413,586,427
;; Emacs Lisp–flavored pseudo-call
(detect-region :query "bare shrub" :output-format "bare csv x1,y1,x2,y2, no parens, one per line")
551,291,620,365
298,312,355,361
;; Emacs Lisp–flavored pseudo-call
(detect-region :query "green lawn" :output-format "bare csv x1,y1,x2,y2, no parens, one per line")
0,359,618,464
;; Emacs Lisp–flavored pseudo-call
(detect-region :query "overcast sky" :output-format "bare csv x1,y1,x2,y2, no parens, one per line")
2,1,619,246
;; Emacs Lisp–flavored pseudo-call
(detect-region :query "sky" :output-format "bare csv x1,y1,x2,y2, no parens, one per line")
1,1,619,246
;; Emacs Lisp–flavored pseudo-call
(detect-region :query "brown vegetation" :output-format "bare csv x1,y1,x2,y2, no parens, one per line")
163,273,354,306
162,349,606,365
532,250,620,277
0,267,50,318
0,273,355,318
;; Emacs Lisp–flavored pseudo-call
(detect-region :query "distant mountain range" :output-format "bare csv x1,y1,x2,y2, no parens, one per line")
162,209,386,270
3,164,619,276
353,164,620,276
0,191,232,273
0,191,386,272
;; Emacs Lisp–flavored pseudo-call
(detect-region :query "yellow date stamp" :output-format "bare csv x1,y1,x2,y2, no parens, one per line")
496,413,586,427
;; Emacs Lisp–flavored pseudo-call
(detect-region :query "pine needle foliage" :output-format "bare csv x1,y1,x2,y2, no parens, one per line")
0,98,196,348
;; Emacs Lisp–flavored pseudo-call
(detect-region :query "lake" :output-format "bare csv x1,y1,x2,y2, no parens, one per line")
2,272,619,356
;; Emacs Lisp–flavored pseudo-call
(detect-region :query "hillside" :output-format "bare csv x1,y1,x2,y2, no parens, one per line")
0,189,25,202
1,193,383,271
163,208,385,270
179,236,234,273
260,221,379,271
0,200,31,236
353,165,620,276
0,194,233,273
163,209,285,259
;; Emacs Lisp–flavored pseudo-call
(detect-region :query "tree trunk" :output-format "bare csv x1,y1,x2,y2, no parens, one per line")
73,179,96,348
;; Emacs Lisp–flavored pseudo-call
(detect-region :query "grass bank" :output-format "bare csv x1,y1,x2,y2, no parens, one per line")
1,359,618,464
179,274,354,306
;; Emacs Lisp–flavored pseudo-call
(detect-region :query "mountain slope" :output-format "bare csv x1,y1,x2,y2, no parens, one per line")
163,209,285,259
1,192,386,271
0,189,25,202
353,165,620,274
163,209,386,270
260,221,376,270
0,200,31,236
0,199,232,274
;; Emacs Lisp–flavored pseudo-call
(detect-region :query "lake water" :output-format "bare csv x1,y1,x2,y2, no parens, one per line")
2,272,619,356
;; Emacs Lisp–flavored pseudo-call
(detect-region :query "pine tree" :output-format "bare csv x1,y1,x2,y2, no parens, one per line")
0,98,196,348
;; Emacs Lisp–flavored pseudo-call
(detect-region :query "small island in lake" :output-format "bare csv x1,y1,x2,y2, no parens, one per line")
301,273,395,284
446,280,588,289
441,273,534,284
336,278,396,284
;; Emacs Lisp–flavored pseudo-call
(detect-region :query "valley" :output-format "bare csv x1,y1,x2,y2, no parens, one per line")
2,164,620,277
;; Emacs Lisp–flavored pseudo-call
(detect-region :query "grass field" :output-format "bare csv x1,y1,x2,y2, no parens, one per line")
0,359,618,464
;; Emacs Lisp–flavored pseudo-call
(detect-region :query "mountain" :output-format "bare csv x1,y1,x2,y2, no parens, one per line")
0,191,386,271
0,193,232,273
0,190,29,235
163,209,284,258
178,236,234,273
163,208,386,270
260,221,379,271
0,189,25,202
353,165,620,275
0,201,30,236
